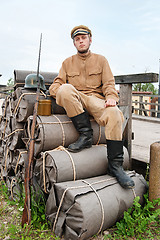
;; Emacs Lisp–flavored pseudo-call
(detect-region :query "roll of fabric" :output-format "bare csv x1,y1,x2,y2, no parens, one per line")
46,172,148,240
13,88,47,122
14,70,58,89
34,145,129,193
0,117,12,140
1,146,14,178
7,175,23,201
25,115,106,156
12,149,28,181
1,94,14,119
13,88,65,122
7,118,25,151
0,115,24,151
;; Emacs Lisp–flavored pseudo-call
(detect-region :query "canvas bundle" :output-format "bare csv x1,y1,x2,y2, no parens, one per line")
24,115,106,156
0,69,149,240
34,145,129,193
46,172,148,240
12,149,28,181
14,70,58,89
13,87,48,122
12,87,65,123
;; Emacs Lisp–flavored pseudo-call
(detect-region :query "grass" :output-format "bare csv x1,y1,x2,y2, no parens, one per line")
0,179,59,240
105,194,160,240
0,179,160,240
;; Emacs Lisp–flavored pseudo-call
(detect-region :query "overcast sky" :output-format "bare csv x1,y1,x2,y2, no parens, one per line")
0,0,160,85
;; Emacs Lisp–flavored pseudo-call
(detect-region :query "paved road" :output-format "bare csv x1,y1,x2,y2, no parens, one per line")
132,114,160,163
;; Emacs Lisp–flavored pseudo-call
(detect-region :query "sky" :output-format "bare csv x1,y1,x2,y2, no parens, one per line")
0,0,160,86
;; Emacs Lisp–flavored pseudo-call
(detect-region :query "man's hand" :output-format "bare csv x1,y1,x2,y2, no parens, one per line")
104,99,117,108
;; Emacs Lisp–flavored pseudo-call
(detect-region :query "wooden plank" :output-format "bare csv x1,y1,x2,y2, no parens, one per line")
119,106,129,133
119,84,132,166
115,73,158,84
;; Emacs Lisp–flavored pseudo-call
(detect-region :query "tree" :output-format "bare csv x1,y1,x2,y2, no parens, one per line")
132,83,158,95
6,78,14,93
7,78,14,86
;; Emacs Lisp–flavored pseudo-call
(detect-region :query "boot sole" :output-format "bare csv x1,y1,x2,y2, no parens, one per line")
67,145,92,153
122,184,135,189
107,172,135,189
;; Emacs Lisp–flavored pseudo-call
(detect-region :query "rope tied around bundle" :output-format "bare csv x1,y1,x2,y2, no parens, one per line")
53,116,66,146
15,150,28,174
82,179,105,235
13,90,47,115
3,95,10,118
42,146,76,193
52,172,136,234
5,128,24,139
37,117,103,147
4,147,9,171
2,118,8,139
10,177,16,200
52,178,113,233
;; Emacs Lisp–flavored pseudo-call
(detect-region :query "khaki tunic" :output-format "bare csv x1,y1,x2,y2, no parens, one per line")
49,51,123,140
49,51,119,102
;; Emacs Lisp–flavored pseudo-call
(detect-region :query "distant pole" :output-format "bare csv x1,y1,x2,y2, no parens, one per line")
158,59,160,118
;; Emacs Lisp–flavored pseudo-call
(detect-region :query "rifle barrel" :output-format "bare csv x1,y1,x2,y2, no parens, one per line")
22,33,43,227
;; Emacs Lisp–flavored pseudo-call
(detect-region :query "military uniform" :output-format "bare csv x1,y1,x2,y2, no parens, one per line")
49,51,124,140
49,25,135,189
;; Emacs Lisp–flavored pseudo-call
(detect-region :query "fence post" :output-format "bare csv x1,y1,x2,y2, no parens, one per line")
139,95,143,115
149,142,160,210
119,83,132,167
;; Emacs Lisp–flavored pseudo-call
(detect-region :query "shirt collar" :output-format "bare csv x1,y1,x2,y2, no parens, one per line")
77,50,91,60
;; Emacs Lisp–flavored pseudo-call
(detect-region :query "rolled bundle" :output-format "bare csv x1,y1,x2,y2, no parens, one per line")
7,117,25,151
1,94,14,118
0,117,12,140
0,118,7,140
12,149,28,181
5,175,23,201
46,172,148,240
24,115,106,156
0,116,24,151
14,69,58,89
0,141,4,159
34,145,129,193
1,146,14,178
13,88,47,122
13,88,65,122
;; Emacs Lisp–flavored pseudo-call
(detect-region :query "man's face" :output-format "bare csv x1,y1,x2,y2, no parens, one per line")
73,34,92,54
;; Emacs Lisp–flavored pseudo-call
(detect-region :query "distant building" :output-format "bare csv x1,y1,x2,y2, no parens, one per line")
132,91,152,116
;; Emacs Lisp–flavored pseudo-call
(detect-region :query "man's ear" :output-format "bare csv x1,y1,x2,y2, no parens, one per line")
89,36,92,44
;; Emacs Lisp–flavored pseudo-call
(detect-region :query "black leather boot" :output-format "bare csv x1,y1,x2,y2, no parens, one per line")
106,139,135,189
68,111,93,152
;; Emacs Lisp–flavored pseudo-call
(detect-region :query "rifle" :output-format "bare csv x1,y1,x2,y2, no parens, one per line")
22,33,42,227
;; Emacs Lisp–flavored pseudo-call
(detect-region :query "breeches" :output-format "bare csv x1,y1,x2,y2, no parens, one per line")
56,84,124,140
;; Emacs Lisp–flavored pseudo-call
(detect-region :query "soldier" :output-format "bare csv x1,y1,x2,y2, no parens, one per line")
49,25,135,189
